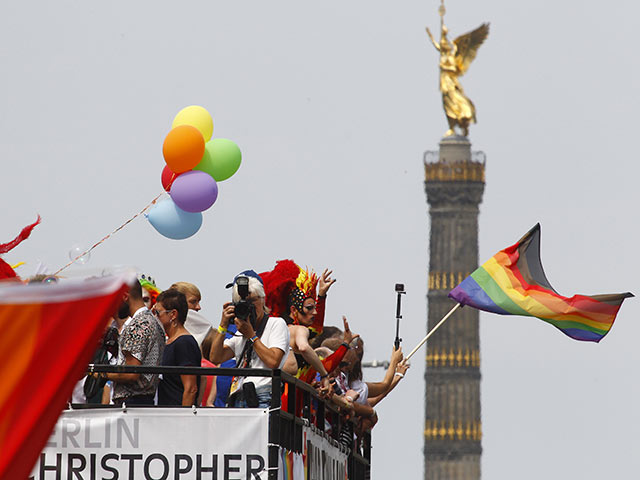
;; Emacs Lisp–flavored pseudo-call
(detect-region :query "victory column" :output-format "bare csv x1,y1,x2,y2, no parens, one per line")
423,2,488,479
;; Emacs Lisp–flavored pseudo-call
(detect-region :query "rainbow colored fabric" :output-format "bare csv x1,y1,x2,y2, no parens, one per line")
448,224,633,342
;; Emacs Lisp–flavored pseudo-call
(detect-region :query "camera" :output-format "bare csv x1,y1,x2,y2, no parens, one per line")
232,275,254,323
330,378,343,396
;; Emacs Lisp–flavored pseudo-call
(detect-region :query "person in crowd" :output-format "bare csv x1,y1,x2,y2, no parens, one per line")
171,281,212,347
342,340,404,426
298,316,358,384
201,290,240,407
170,281,201,311
101,280,165,406
100,305,133,404
139,275,161,309
27,274,58,284
310,325,343,349
313,346,333,360
309,345,356,415
368,358,410,407
260,260,339,392
198,329,217,407
209,270,290,408
320,336,401,426
155,289,201,406
210,321,239,406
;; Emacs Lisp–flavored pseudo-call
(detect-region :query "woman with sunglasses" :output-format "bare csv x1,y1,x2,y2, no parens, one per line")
154,289,201,406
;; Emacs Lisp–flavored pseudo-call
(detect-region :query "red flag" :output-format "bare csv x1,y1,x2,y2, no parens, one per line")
0,273,134,480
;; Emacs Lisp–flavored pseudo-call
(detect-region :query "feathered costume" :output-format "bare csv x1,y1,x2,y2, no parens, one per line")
261,259,348,384
261,259,326,334
0,217,40,281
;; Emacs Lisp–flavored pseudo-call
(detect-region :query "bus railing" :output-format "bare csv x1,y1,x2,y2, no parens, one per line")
84,365,371,480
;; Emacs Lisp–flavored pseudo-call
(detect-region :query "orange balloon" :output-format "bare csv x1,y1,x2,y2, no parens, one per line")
162,125,205,173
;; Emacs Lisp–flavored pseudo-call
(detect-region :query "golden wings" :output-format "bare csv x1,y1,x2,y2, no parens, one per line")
453,23,489,75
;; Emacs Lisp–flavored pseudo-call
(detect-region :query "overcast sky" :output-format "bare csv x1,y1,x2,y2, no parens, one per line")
1,1,638,478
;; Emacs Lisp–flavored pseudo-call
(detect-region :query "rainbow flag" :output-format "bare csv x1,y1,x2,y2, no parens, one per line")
0,273,133,480
448,224,633,342
279,448,294,479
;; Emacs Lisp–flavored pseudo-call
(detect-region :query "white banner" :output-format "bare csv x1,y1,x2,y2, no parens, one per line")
304,426,347,480
30,408,269,480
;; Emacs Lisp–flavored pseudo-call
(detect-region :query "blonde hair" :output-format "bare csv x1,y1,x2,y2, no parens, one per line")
170,282,201,301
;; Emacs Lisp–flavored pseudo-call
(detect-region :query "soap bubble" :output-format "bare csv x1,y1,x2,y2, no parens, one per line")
68,244,91,265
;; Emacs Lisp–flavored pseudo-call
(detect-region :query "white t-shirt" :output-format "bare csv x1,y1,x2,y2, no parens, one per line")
224,316,290,391
349,378,369,405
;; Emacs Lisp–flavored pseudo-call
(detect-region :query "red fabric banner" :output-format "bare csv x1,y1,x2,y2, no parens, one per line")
0,274,134,480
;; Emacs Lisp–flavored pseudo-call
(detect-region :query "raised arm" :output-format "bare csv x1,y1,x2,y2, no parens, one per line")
309,269,336,335
299,316,359,383
426,27,440,51
368,359,410,407
365,346,403,398
209,303,237,365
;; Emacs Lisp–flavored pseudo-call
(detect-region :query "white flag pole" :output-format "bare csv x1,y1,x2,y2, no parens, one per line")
405,303,461,361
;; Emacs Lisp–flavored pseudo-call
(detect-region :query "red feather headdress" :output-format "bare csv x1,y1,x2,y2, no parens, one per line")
0,216,41,280
261,259,318,318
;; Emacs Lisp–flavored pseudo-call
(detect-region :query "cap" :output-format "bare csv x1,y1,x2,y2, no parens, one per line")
225,269,264,289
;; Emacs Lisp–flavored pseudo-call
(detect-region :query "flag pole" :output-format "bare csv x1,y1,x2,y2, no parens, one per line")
405,303,461,361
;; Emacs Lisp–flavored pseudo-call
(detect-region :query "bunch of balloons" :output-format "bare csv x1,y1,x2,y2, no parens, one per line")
147,106,242,239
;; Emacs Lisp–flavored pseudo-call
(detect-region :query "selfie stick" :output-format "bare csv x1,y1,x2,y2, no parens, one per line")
394,284,406,350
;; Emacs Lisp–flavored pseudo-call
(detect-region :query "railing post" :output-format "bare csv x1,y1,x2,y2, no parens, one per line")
268,369,281,480
317,397,325,432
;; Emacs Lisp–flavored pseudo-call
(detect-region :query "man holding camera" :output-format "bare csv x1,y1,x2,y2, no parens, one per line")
209,270,290,408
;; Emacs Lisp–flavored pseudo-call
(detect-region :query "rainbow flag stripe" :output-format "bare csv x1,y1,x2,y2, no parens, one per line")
280,449,294,480
448,224,633,342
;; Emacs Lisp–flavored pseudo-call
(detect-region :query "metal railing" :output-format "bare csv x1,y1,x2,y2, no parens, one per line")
83,365,371,480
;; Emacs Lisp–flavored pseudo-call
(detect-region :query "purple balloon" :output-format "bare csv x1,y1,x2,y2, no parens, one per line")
169,170,219,213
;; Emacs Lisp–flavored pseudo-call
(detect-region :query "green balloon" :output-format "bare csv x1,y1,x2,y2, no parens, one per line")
194,138,241,182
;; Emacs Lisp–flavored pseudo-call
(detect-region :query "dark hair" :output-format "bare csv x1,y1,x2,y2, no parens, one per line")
347,338,364,383
310,326,343,349
129,280,143,300
321,337,344,352
156,289,188,325
348,359,363,383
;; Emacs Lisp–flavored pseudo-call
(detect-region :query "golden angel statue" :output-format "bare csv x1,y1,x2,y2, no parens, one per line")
426,11,489,137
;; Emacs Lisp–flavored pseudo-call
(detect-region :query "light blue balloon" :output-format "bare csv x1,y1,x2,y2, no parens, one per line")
146,198,203,240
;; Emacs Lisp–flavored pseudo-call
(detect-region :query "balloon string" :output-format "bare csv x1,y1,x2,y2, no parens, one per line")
52,192,166,276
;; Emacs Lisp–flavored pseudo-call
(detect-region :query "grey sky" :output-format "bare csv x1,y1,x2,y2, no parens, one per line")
1,1,638,478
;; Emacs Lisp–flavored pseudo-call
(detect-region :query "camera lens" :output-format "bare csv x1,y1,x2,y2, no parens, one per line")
234,300,251,321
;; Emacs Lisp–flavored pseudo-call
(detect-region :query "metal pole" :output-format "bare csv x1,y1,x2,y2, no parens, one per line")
394,284,405,350
405,303,461,361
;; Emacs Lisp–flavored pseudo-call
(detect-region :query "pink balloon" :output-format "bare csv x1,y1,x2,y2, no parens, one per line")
169,170,218,213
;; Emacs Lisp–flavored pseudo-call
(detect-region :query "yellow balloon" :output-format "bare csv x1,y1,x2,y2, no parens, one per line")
172,105,214,142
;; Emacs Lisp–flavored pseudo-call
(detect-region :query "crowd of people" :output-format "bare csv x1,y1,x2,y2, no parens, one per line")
76,260,410,435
